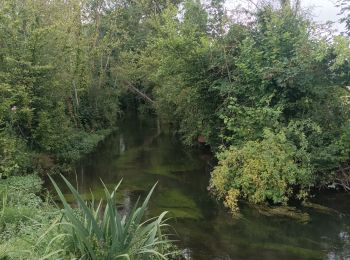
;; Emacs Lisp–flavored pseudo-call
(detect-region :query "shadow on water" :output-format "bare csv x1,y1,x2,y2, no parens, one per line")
48,115,350,260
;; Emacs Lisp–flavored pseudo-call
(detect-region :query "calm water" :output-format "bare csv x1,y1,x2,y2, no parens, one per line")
50,116,350,260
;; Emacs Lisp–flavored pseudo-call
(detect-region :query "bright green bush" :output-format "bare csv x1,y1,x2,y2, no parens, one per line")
209,129,314,213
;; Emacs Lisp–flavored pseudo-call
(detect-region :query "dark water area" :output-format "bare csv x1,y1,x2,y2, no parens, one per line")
49,116,350,260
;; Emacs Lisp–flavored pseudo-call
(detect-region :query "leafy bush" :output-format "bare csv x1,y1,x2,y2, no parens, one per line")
0,175,43,227
220,97,282,145
50,175,178,259
0,174,62,259
0,132,31,178
338,122,350,161
55,130,110,162
209,129,314,213
34,108,111,162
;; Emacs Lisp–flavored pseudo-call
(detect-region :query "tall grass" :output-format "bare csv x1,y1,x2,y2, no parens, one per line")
49,175,176,259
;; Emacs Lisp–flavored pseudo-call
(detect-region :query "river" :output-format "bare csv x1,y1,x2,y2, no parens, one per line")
50,115,350,260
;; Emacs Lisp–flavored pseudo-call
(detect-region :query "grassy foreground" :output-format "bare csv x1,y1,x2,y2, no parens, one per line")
0,174,180,259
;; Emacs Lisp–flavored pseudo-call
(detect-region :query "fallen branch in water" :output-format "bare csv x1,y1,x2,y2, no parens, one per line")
334,166,350,191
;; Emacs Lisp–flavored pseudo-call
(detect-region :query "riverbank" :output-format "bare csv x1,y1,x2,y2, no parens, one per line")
0,129,114,258
0,174,60,258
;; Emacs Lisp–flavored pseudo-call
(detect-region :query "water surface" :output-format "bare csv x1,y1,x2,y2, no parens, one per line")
51,116,350,260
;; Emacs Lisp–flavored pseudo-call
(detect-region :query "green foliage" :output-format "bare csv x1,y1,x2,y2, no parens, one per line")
338,0,350,36
331,36,350,86
56,130,111,162
0,175,62,259
0,0,122,171
0,175,44,231
121,0,350,212
138,1,221,145
339,122,350,159
210,129,314,212
0,132,31,178
50,175,177,259
220,97,282,144
211,3,349,210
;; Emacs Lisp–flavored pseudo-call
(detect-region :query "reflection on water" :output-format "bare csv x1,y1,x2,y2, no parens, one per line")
119,134,125,154
49,115,350,260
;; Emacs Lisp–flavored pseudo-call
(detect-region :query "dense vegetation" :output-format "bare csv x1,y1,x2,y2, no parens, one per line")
0,0,350,258
128,0,350,211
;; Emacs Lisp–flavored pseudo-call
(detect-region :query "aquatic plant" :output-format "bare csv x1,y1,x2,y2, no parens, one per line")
50,175,176,259
154,189,203,220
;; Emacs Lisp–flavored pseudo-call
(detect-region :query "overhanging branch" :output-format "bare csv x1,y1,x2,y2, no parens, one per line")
126,83,155,104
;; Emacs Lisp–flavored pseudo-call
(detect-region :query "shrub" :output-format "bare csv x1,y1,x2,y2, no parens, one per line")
209,129,314,213
0,132,31,178
0,174,62,259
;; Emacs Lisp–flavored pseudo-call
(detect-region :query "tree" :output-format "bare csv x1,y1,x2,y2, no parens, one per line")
338,0,350,36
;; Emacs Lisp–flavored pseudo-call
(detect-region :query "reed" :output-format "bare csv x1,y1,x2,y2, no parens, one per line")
49,175,175,259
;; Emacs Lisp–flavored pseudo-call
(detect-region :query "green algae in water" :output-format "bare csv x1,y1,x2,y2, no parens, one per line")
144,165,175,178
59,187,125,204
250,243,324,259
302,201,339,215
153,189,203,220
114,147,142,167
209,206,322,256
60,177,156,204
252,205,311,223
145,164,200,179
115,146,153,169
121,175,157,192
